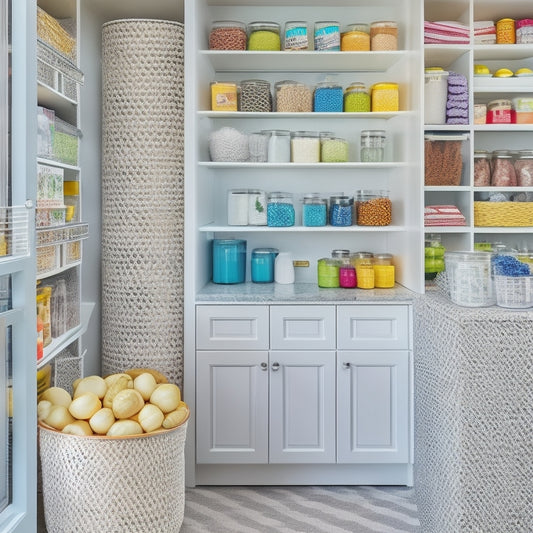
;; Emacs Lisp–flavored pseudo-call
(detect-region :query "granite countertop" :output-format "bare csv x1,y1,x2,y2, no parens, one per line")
196,282,416,304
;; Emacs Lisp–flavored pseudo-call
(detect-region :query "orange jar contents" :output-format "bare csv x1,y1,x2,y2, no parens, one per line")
341,23,370,51
371,82,399,111
496,18,516,44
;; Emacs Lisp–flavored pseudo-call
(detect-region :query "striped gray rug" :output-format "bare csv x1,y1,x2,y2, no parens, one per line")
182,486,421,533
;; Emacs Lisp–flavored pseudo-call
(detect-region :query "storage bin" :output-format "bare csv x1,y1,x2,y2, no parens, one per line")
37,245,60,276
494,275,533,308
39,418,188,533
36,207,66,228
424,68,449,124
63,240,82,266
37,164,64,207
52,118,80,166
424,134,468,186
474,201,533,227
37,6,76,60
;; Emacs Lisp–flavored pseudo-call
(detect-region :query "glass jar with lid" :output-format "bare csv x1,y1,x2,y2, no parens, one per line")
491,151,517,186
425,234,445,280
302,193,327,226
290,131,320,163
514,150,533,186
239,79,272,112
314,21,341,51
350,251,373,269
474,150,491,187
210,81,239,111
321,137,349,162
339,260,357,288
371,82,399,112
227,189,249,225
209,21,247,50
313,81,343,112
275,80,313,112
332,249,351,259
247,21,281,50
341,23,370,51
329,195,353,226
248,189,267,225
373,253,393,265
283,21,308,50
267,192,295,227
262,129,290,162
360,130,386,162
317,258,340,288
355,190,391,226
251,248,279,283
343,83,371,112
370,21,398,50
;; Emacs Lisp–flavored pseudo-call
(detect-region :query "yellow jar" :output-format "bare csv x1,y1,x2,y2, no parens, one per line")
210,81,238,111
356,266,375,289
371,82,399,112
373,265,395,288
341,24,370,51
496,18,516,44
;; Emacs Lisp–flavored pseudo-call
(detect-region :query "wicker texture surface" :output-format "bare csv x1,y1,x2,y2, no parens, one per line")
414,290,533,533
39,421,187,532
101,20,185,387
474,201,533,226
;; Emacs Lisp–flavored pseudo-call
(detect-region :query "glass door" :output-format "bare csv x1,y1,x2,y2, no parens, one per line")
0,0,37,531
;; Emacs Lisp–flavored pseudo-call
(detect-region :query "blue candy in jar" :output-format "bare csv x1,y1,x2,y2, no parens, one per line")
302,193,327,226
329,195,353,226
267,192,295,227
314,82,343,112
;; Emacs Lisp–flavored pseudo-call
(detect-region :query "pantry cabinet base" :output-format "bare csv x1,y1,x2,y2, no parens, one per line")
194,464,413,487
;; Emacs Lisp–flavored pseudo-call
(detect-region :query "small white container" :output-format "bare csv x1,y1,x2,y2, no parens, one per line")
227,189,249,225
424,68,449,125
274,252,295,284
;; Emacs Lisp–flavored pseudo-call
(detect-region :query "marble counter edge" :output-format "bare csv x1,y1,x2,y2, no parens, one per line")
195,282,417,304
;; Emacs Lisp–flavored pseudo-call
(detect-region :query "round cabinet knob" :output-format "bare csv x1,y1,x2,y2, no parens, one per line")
261,362,268,371
271,362,280,371
342,362,351,369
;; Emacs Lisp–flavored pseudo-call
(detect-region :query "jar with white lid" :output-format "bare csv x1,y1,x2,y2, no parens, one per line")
267,192,295,227
283,21,308,50
424,68,449,124
302,194,327,226
209,21,247,50
290,131,320,163
360,130,386,162
314,21,340,51
247,21,281,50
370,21,398,50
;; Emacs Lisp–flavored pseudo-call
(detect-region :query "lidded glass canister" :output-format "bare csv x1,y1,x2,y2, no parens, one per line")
370,21,398,50
247,21,281,50
251,248,279,283
317,258,340,288
248,189,267,225
290,131,320,163
209,21,247,50
313,81,343,112
360,130,386,162
371,82,399,112
329,195,353,226
321,137,349,162
343,82,371,112
473,150,491,187
355,189,392,226
267,192,295,227
283,21,308,50
341,23,370,51
239,79,272,112
302,193,327,227
262,129,291,162
275,80,313,112
314,21,341,51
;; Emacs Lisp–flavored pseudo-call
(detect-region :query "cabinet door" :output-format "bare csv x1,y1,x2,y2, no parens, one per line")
337,351,409,463
337,305,410,350
270,305,335,350
196,351,268,464
269,351,336,464
196,305,269,350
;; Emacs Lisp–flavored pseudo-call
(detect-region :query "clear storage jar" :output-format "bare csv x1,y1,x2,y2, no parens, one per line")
283,21,308,50
317,258,340,288
302,194,327,227
514,150,533,187
248,132,269,162
491,152,517,187
313,81,343,112
248,189,268,225
360,130,386,162
473,150,491,187
262,129,291,162
371,82,399,112
209,21,247,50
314,21,340,51
341,23,370,51
321,137,348,162
424,68,449,125
210,81,238,111
227,189,249,225
239,79,272,112
339,261,357,288
247,21,281,50
370,21,398,50
275,80,313,112
267,192,295,227
290,131,320,163
355,190,391,226
329,195,353,226
343,82,371,112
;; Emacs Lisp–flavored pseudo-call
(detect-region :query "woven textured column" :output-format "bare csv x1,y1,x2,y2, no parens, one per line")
101,19,184,386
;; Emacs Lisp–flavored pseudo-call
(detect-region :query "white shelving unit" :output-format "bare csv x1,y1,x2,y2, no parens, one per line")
424,0,533,253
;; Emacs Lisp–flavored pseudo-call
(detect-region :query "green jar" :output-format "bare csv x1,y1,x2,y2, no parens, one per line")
317,258,340,288
247,22,281,50
343,82,371,112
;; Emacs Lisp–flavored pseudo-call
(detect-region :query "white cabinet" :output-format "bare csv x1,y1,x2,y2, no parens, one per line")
195,303,412,484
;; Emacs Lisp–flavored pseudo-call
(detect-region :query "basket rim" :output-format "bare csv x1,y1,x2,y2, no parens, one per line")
102,19,184,29
38,407,189,440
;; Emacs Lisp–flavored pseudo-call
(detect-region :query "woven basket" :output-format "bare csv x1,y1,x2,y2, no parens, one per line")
39,418,188,533
37,6,76,60
474,201,533,226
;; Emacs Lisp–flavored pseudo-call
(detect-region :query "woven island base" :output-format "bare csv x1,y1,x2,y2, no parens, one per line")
39,421,187,533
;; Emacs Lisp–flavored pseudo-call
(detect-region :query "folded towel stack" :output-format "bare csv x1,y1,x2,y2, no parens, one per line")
424,20,470,44
474,20,496,44
446,72,469,125
424,205,467,226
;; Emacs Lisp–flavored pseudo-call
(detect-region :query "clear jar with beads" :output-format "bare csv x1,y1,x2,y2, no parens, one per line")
290,131,320,163
302,194,327,226
267,192,295,227
313,81,343,112
329,195,353,226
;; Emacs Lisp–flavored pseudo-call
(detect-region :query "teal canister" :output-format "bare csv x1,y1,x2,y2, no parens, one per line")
251,248,279,283
212,239,246,284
